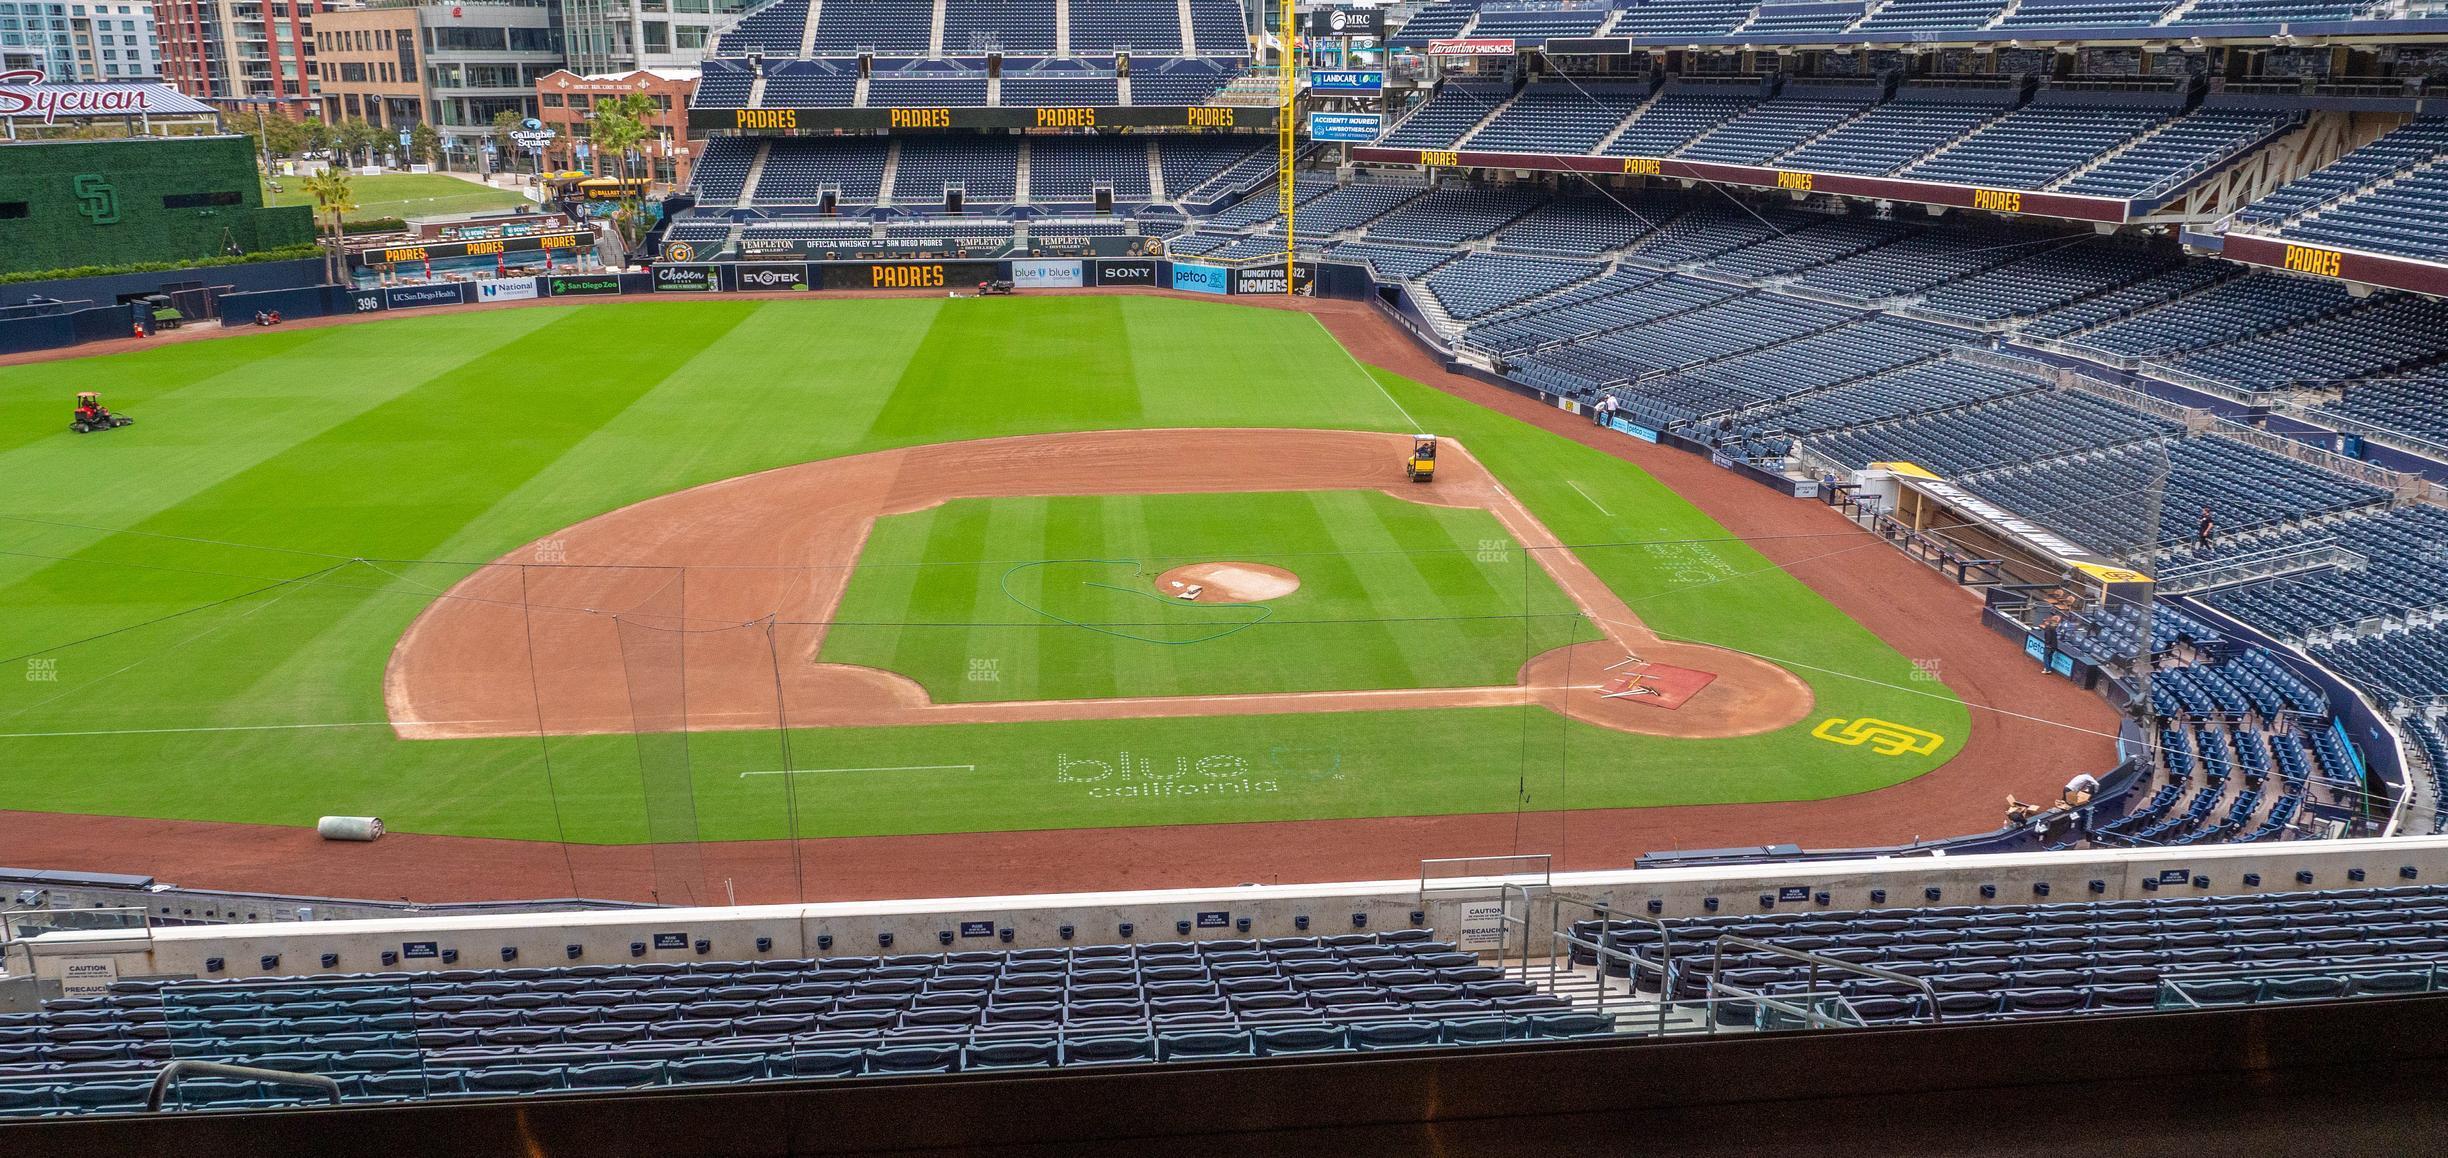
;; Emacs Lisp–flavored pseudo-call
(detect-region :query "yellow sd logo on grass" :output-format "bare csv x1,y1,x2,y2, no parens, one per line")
1812,717,1944,757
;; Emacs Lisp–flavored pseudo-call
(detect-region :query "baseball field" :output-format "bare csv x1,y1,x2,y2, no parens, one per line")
0,293,2013,898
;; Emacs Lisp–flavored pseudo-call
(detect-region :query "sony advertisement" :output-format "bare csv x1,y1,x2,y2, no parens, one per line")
1094,259,1157,287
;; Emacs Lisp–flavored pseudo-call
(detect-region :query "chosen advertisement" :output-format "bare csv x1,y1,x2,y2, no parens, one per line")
1427,38,1516,56
1308,112,1382,143
474,277,538,302
1094,259,1156,286
546,274,623,296
1309,69,1384,92
1170,262,1231,295
1011,259,1085,289
1231,262,1315,296
384,283,467,310
733,263,812,291
652,264,719,292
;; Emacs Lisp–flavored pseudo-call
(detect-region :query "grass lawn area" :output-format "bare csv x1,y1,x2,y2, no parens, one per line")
821,490,1598,701
265,171,534,220
0,296,1968,843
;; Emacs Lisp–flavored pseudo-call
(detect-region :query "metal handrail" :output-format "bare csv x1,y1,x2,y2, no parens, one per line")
1708,935,1947,1026
148,1060,342,1112
1534,893,1678,1037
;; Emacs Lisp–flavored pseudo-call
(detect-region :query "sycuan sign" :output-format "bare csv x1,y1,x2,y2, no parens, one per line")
0,68,214,123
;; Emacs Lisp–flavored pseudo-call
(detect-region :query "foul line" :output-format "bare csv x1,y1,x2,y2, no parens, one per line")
1567,481,1614,516
737,764,977,777
1310,313,1424,435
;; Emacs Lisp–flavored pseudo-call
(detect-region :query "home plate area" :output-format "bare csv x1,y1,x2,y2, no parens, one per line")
1595,654,1719,712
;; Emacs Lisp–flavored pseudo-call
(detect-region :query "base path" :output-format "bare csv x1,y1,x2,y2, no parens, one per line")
0,291,2120,903
385,428,1809,741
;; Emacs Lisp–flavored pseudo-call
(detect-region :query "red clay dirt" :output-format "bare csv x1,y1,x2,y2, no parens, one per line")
0,290,2121,905
1154,562,1300,604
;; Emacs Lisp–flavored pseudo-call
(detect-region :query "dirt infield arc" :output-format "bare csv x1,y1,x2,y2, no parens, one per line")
384,428,1812,742
0,291,2122,904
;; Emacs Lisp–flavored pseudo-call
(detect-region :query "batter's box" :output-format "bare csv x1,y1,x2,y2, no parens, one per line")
1600,663,1719,711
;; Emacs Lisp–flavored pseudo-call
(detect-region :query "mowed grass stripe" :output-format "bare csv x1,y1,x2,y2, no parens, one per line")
867,297,1144,443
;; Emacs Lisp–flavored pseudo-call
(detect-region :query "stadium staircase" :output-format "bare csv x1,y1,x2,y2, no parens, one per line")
1117,69,1134,105
738,141,774,207
986,70,1001,106
798,0,824,55
929,0,949,55
1146,147,1168,203
853,71,871,108
2154,0,2212,23
1014,139,1033,204
1055,0,1070,56
877,142,903,207
2050,121,2173,190
1592,87,1670,154
1176,0,1200,54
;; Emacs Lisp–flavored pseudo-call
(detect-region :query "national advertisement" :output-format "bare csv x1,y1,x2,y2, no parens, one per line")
1308,112,1382,143
652,264,718,292
474,277,538,302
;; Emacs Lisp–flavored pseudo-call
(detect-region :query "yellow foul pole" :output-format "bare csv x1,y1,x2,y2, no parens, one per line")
1279,0,1297,294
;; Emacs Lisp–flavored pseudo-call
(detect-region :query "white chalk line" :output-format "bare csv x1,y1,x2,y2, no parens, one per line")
737,764,977,778
1567,481,1614,516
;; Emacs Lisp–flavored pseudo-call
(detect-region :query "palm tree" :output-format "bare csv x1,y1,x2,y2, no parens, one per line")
589,91,659,252
303,167,357,285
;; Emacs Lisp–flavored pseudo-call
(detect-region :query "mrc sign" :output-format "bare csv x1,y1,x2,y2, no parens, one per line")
0,69,210,123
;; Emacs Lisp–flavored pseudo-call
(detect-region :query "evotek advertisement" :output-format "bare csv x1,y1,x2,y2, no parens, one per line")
733,263,813,292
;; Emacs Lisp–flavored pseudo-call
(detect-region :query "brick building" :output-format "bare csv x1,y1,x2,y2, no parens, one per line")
532,66,695,187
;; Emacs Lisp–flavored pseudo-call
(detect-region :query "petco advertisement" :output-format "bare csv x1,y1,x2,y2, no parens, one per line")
384,283,467,310
1012,259,1085,289
652,264,718,292
474,277,538,302
1170,262,1231,295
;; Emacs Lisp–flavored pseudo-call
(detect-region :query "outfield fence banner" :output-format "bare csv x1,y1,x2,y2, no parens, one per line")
1232,263,1316,296
384,283,468,310
818,261,1002,291
733,263,815,292
475,277,539,303
1094,259,1158,287
651,264,719,293
1012,259,1085,289
1171,262,1231,295
345,288,386,314
546,273,624,297
1308,113,1382,143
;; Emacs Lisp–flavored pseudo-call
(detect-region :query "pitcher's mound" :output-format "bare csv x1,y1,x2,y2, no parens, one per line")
1155,562,1300,603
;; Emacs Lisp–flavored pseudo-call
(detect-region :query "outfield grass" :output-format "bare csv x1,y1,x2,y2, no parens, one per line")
822,490,1598,701
265,171,534,221
0,297,1969,844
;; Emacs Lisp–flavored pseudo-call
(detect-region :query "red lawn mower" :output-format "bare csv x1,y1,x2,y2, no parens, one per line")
71,391,133,435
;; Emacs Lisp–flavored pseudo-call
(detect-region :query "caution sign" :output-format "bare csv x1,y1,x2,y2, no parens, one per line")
60,957,118,997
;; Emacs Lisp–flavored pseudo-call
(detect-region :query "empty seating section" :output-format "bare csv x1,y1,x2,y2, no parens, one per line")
2315,376,2448,450
2286,162,2448,262
1917,240,2184,323
1185,0,1250,54
1379,84,1510,150
1678,96,1874,164
2064,274,2355,357
2020,261,2237,338
719,0,809,54
1630,202,1819,265
869,67,989,107
1739,2,1868,33
757,138,892,203
1029,138,1153,202
1904,104,2172,189
1658,316,1964,432
1588,883,2448,1026
2168,0,2369,23
943,0,1055,55
693,62,756,109
1608,0,1757,35
1708,217,1917,279
894,137,1017,203
2238,120,2448,225
1493,196,1670,257
2059,109,2292,200
1424,254,1603,319
1603,92,1757,157
2317,623,2448,706
1962,436,2386,554
1072,0,1184,54
759,63,857,107
1853,0,2011,30
0,932,1623,1117
1995,0,2174,25
1129,61,1237,105
1321,242,1455,281
1387,2,1474,49
1734,357,2047,442
810,0,933,53
1569,296,1865,425
1466,5,1613,42
1780,98,2004,175
688,137,759,204
1809,389,2176,476
2194,505,2448,641
2169,293,2448,389
1464,82,1651,155
1364,186,1543,246
1463,271,1732,355
1158,139,1273,203
1001,68,1119,107
1786,225,2033,300
1292,182,1426,237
